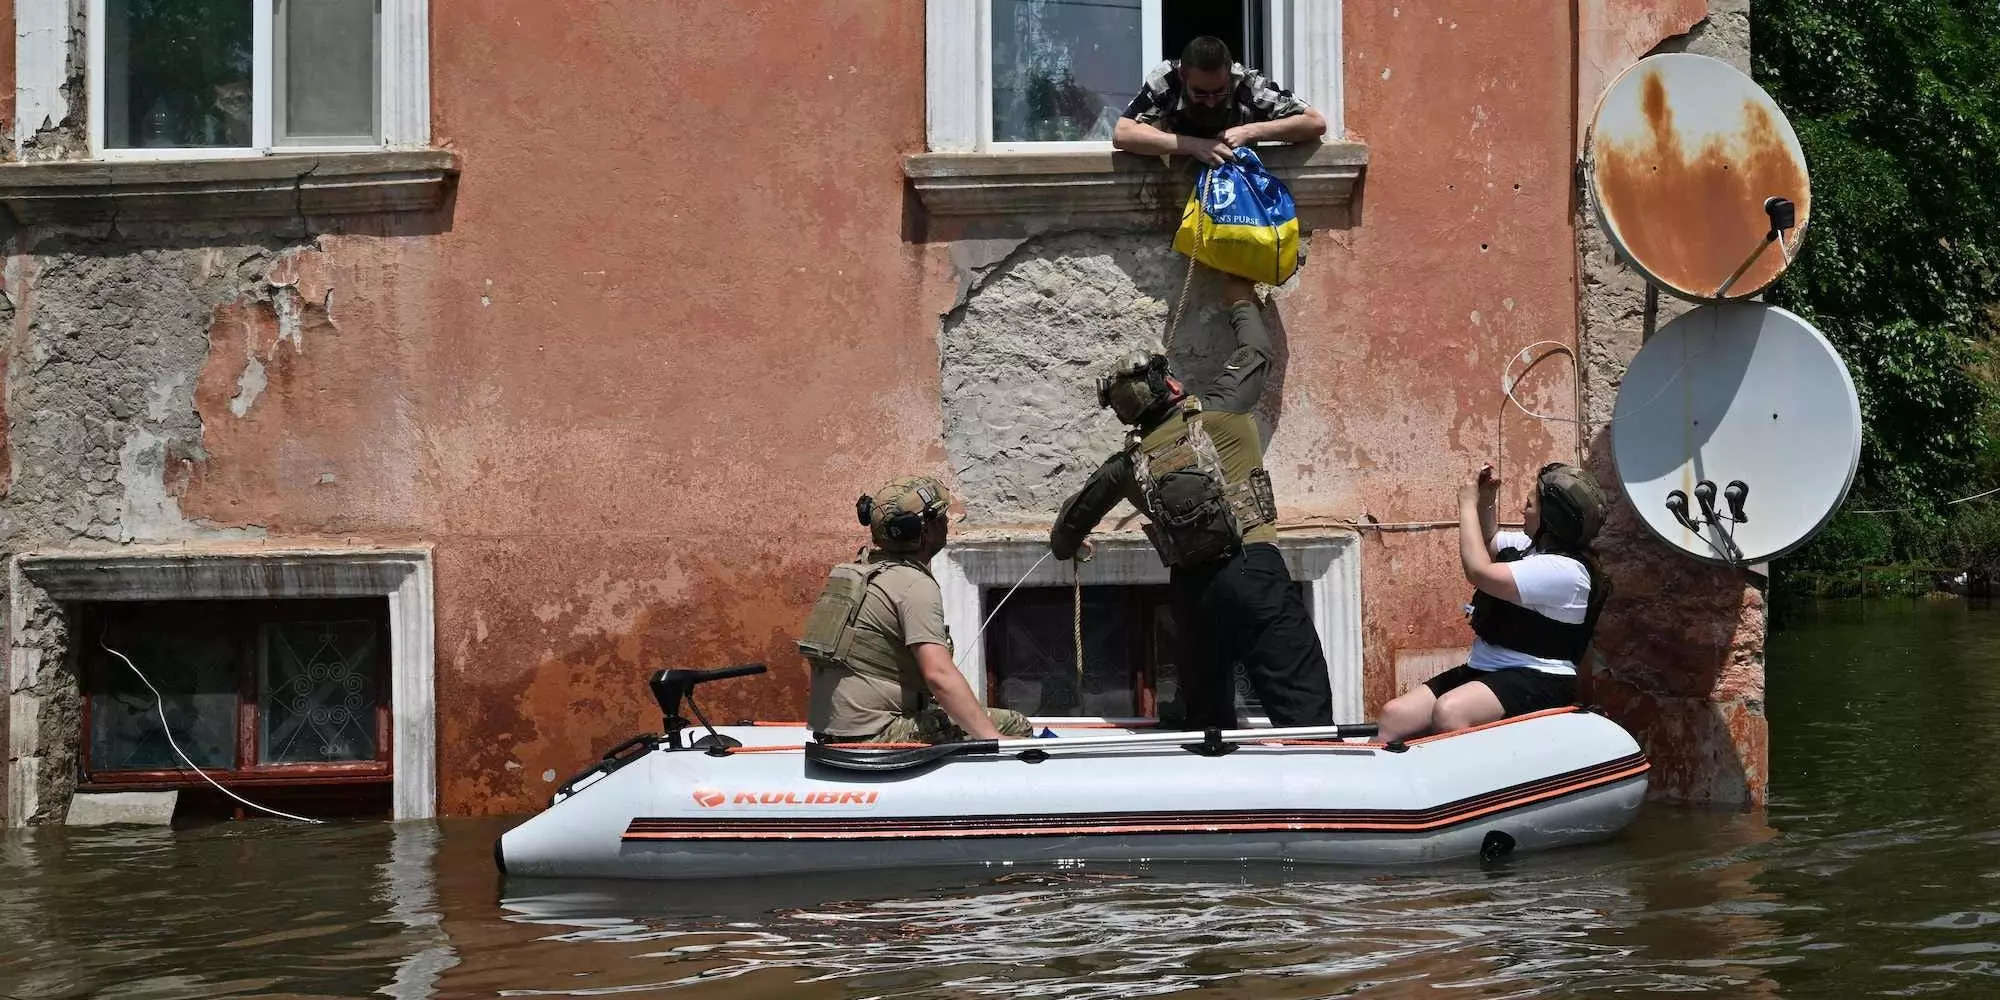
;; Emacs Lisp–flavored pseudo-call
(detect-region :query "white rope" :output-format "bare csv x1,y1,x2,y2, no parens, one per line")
1851,483,2000,515
1500,338,1703,428
102,640,323,824
971,550,1054,649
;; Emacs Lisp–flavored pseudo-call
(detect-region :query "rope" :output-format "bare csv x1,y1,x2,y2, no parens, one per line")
1072,560,1085,691
101,639,322,824
1164,170,1213,353
1851,483,2000,515
972,550,1053,650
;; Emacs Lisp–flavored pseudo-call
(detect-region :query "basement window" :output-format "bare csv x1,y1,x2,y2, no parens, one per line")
982,582,1302,721
936,535,1363,725
77,598,391,787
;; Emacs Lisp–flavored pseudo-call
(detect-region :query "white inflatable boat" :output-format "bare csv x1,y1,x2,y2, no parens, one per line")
497,665,1650,880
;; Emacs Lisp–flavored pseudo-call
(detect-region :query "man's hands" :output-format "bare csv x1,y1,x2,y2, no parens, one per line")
1222,274,1257,305
1179,134,1234,165
1221,123,1264,148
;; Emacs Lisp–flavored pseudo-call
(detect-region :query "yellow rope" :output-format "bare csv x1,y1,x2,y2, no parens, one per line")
1072,559,1084,693
1165,169,1213,353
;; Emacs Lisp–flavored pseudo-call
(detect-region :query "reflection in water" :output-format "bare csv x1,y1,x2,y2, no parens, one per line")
0,599,1996,997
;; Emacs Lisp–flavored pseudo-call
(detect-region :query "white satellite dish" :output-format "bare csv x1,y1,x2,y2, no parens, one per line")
1611,304,1860,565
1586,53,1812,302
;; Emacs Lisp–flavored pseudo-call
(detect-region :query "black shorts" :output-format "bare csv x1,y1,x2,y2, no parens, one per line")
1424,663,1577,717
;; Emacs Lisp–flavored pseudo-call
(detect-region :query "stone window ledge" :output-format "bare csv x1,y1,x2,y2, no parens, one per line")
0,150,459,225
904,142,1367,225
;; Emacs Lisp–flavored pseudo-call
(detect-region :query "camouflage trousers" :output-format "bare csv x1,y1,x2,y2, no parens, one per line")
871,705,1033,744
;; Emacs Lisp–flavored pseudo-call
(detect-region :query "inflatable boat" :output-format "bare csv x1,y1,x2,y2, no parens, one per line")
497,665,1649,880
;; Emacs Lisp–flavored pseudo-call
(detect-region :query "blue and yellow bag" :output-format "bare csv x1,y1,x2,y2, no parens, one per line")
1172,148,1300,285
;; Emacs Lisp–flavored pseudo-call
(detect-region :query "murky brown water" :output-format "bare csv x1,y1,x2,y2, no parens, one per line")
3,598,1997,998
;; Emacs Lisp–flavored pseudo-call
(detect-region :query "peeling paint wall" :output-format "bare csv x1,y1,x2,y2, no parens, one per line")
1575,0,1768,806
943,234,1297,522
0,0,1763,818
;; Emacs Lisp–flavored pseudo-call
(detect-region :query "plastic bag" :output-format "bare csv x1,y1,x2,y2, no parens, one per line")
1172,147,1301,285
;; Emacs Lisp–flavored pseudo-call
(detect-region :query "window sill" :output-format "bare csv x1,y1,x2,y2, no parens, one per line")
0,149,459,225
903,141,1368,227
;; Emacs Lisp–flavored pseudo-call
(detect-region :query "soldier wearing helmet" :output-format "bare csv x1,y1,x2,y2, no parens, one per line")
1049,276,1332,731
799,475,1033,744
1376,462,1613,742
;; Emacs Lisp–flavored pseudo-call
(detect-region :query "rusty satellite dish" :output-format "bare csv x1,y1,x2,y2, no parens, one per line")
1587,53,1812,301
1611,304,1860,566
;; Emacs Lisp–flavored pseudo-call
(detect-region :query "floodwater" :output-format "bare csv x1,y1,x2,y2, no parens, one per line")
3,598,1996,998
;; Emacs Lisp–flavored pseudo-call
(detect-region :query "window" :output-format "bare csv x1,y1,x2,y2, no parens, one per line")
982,582,1308,720
928,0,1339,153
83,0,428,157
936,536,1363,724
77,597,391,786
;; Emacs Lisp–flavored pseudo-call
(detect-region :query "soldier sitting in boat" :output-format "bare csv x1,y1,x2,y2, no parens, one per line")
1376,463,1611,742
1049,276,1333,731
799,475,1034,745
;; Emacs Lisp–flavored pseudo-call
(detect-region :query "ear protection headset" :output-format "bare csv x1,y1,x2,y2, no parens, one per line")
1096,354,1173,411
854,481,949,545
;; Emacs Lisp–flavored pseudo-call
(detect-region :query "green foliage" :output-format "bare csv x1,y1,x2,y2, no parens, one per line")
1755,0,2000,591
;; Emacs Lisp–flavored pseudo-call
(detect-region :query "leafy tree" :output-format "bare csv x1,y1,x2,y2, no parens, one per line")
1754,0,2000,582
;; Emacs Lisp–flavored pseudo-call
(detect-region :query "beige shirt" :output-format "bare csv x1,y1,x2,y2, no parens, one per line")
807,553,952,738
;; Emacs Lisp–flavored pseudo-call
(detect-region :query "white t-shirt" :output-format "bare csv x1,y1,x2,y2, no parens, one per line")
1466,530,1591,676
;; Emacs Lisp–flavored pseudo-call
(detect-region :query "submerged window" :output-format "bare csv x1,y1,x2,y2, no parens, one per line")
79,597,390,785
981,583,1300,719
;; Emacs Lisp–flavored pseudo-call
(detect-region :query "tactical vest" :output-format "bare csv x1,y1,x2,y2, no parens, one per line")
1468,547,1609,662
796,561,926,715
1130,400,1278,568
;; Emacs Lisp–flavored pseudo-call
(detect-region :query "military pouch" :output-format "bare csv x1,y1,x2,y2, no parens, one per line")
1245,466,1278,525
1144,468,1240,567
797,563,874,664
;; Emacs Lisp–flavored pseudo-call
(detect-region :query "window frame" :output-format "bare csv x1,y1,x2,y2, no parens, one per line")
938,534,1363,726
78,0,429,160
929,0,1340,154
76,597,395,789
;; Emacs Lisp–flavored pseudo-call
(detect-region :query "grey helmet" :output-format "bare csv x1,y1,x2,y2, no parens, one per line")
1097,349,1179,426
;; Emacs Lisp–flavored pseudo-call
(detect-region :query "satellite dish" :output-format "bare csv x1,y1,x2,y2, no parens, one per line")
1611,304,1860,565
1586,53,1811,302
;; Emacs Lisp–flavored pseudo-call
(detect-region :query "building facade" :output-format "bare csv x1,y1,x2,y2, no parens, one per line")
1,0,1764,824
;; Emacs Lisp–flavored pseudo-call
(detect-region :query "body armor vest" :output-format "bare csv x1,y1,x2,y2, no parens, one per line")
1468,547,1608,662
1130,401,1278,568
797,561,927,714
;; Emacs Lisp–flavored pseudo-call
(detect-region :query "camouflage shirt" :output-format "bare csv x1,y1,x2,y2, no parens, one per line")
1121,60,1311,138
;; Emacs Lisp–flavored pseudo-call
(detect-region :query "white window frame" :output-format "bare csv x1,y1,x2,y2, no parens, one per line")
72,0,429,160
929,0,1342,153
936,534,1364,726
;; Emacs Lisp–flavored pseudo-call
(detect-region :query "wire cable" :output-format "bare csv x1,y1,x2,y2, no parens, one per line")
101,639,322,824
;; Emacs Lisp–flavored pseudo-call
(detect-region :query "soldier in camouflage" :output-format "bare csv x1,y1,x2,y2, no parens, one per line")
1050,276,1333,731
799,475,1033,745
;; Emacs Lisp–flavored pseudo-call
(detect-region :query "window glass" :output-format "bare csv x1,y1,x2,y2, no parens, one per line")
90,616,238,770
277,0,379,143
260,619,382,763
103,0,254,149
990,0,1141,142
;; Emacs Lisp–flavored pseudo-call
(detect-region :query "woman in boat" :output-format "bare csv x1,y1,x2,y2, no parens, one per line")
1376,462,1610,742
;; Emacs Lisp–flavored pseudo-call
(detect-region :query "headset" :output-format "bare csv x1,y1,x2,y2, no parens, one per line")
855,480,949,544
1096,354,1173,411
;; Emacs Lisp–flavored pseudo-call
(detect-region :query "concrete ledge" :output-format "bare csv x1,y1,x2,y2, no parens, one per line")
903,142,1367,226
66,790,177,826
0,150,459,224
